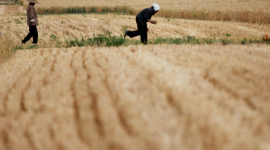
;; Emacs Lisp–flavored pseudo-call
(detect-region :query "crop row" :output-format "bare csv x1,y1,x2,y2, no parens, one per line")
36,6,270,24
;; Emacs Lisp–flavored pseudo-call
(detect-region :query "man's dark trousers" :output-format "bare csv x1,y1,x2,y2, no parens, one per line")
127,19,148,44
22,25,38,44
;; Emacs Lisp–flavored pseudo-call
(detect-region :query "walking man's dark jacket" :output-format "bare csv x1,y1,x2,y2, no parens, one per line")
136,8,155,27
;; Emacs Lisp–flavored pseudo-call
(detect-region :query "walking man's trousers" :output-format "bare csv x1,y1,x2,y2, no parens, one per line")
127,19,148,44
22,25,38,44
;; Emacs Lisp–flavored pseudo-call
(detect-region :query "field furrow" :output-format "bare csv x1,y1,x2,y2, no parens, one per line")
0,44,270,150
1,0,270,149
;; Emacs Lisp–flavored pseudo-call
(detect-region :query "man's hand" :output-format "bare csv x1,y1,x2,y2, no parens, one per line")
30,19,35,26
149,20,157,24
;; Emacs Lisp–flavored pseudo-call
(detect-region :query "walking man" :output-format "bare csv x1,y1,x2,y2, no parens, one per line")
22,0,39,44
124,3,160,44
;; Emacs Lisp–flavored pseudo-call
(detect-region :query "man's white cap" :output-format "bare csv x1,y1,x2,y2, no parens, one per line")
152,3,160,11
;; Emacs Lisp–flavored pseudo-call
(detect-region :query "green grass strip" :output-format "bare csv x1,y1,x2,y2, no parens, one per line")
14,32,270,51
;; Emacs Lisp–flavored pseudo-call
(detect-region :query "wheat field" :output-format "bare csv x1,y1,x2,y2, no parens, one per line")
1,0,270,150
0,14,269,46
0,45,270,150
21,0,270,24
31,0,270,11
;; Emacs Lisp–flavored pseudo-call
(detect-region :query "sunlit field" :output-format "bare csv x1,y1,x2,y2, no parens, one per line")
0,0,270,150
30,0,270,24
1,45,270,150
32,0,270,11
0,14,269,49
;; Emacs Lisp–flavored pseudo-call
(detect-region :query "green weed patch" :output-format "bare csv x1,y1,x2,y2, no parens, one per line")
64,33,268,48
10,31,270,53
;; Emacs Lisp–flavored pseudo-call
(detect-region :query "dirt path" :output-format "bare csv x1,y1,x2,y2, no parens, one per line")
0,44,270,150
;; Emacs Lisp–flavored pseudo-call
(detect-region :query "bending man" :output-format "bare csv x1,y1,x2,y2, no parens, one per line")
124,3,160,44
22,0,39,44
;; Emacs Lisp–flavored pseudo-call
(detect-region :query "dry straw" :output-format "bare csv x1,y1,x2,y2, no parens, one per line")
157,9,270,24
0,35,16,63
35,6,270,24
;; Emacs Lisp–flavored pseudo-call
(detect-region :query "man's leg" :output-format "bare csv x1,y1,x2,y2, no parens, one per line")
126,30,140,38
32,26,38,44
140,27,147,44
22,26,33,44
125,19,143,38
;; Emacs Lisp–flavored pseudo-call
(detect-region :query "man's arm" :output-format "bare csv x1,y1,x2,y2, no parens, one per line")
144,9,156,24
148,20,157,24
142,12,152,23
143,9,154,23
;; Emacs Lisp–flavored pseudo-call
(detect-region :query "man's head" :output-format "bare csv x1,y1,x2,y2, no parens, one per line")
152,3,160,14
27,0,39,4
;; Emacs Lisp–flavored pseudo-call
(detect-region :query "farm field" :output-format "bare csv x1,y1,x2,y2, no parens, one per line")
29,0,270,11
0,45,270,150
0,13,269,46
0,0,270,150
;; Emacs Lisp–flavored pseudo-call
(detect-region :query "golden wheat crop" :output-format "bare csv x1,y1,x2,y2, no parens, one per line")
0,13,269,45
0,1,269,150
0,44,270,150
0,5,4,14
31,0,270,11
1,12,269,61
19,0,270,23
0,5,24,14
0,35,16,63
